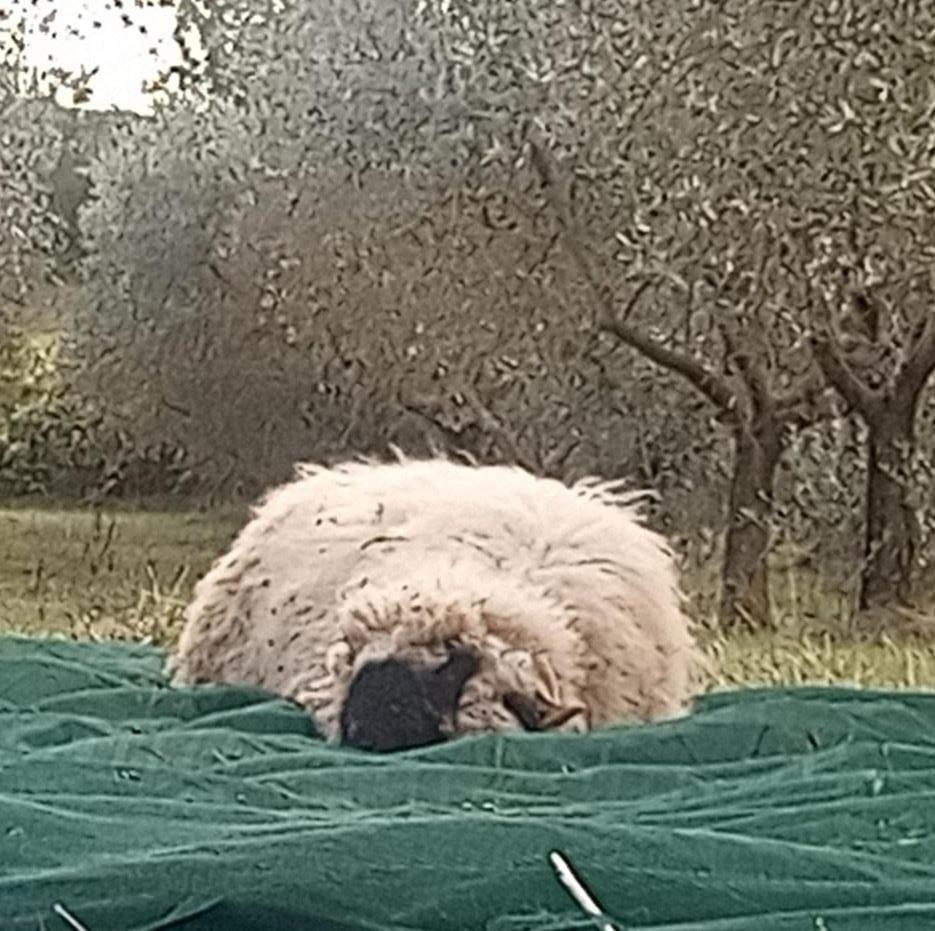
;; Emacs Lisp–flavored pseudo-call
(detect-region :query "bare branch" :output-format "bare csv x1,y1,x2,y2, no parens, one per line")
810,327,878,415
543,433,582,474
459,384,542,473
395,385,541,473
601,312,739,415
526,137,617,314
898,310,935,401
773,366,836,424
715,311,768,416
527,134,739,417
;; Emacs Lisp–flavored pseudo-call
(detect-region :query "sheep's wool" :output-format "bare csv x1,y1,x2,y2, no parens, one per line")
169,457,704,740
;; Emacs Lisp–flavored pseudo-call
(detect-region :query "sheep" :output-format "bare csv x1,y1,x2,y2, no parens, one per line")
168,455,705,750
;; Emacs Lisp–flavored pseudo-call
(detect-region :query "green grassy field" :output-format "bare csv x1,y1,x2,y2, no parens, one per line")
3,504,935,693
0,504,244,643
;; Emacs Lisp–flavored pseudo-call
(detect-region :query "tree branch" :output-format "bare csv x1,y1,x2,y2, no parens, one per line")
458,384,542,473
716,312,768,417
810,327,878,414
526,135,739,418
773,366,836,424
898,310,935,402
395,385,540,474
601,311,739,414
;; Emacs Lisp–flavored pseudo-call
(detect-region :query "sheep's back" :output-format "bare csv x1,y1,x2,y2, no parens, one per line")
170,458,701,731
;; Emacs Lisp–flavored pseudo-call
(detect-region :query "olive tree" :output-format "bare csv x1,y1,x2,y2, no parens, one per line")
79,0,726,510
412,0,935,623
81,0,935,622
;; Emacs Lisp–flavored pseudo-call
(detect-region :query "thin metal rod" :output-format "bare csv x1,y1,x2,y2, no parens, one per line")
549,850,618,931
52,903,92,931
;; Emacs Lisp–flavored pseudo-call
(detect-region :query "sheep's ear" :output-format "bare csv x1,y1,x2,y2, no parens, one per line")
503,691,544,731
539,704,587,729
504,691,587,731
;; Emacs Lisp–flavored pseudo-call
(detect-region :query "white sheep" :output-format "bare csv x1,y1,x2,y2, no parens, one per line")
169,456,705,750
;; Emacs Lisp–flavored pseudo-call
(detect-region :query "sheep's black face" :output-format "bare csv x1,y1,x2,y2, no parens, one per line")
339,647,479,752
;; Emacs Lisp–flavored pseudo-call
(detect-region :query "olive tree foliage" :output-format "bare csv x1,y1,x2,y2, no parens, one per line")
78,3,469,493
1,0,199,502
408,0,935,622
1,2,119,306
373,0,829,628
79,0,727,513
0,8,66,311
0,9,108,496
80,0,935,619
800,31,935,610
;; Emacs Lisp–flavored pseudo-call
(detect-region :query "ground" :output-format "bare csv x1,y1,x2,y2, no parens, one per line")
2,503,935,693
0,502,242,643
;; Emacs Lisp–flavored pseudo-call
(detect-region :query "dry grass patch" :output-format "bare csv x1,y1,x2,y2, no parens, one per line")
3,504,935,693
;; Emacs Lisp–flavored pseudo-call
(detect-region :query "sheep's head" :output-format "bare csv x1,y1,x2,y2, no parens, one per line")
293,570,592,751
334,638,587,752
339,645,479,752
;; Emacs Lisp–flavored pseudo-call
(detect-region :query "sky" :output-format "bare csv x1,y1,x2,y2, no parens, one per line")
10,0,187,114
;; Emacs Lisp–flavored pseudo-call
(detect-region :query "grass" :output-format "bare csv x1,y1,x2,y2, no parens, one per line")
2,503,935,693
705,630,935,691
0,503,244,645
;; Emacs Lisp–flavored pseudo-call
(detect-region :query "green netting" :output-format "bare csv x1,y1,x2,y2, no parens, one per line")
3,636,935,930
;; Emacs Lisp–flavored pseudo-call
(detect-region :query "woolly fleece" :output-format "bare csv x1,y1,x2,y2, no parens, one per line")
169,457,704,740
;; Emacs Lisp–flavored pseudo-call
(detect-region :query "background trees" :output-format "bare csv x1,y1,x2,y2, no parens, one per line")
415,0,935,623
4,0,935,629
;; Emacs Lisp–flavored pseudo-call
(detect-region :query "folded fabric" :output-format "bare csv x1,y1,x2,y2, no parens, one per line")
3,636,935,930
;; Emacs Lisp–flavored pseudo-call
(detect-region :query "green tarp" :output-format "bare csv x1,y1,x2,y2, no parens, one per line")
3,637,935,930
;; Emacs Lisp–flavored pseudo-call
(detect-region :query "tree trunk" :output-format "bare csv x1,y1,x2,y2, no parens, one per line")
861,403,917,608
719,419,783,630
810,316,935,612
